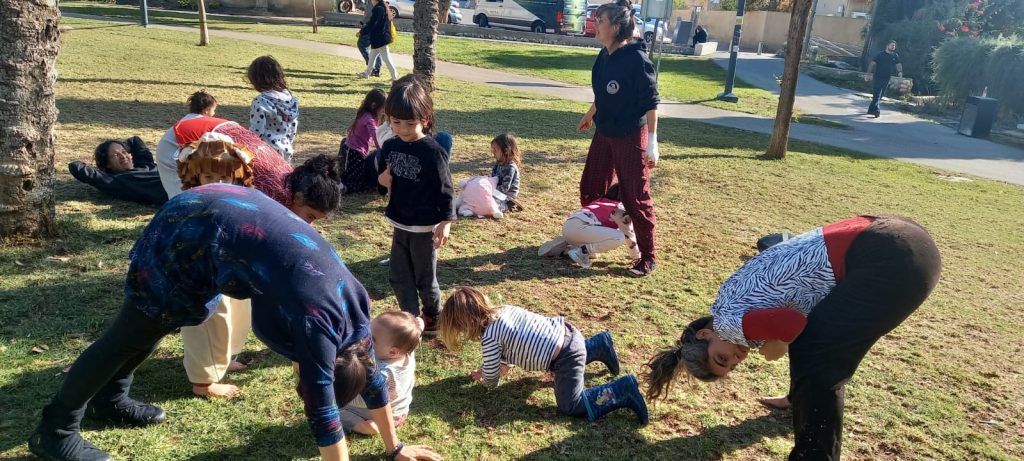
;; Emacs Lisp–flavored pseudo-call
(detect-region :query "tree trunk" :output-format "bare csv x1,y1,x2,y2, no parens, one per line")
437,0,452,25
413,0,439,91
198,0,209,45
0,0,60,238
764,0,814,159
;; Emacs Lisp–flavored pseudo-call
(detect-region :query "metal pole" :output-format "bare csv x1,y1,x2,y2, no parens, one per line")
141,0,149,27
717,0,745,102
802,0,818,59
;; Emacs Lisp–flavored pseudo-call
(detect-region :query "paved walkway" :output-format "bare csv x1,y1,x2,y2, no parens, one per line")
712,53,1024,184
64,13,1024,185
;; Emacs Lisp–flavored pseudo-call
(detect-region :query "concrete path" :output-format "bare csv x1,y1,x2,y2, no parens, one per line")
64,13,1024,185
713,53,1024,184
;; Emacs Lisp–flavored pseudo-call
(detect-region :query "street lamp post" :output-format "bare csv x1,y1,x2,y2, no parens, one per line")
717,0,746,102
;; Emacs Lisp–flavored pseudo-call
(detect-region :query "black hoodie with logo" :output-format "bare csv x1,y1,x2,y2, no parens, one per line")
590,40,660,138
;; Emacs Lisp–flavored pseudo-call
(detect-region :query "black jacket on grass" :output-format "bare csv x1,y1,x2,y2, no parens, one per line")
380,136,456,227
591,40,660,138
69,136,168,206
360,2,394,49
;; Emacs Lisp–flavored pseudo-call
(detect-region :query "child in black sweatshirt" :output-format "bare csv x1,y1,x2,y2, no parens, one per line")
378,75,456,335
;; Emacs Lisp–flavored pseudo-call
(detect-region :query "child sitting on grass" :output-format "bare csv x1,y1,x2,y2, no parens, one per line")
340,311,424,435
489,132,523,214
438,287,648,424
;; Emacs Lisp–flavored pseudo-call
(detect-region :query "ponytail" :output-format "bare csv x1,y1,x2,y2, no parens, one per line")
644,316,718,401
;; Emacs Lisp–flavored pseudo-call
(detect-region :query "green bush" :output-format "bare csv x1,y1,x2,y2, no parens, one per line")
983,40,1024,115
932,36,1024,116
931,36,995,103
177,0,196,9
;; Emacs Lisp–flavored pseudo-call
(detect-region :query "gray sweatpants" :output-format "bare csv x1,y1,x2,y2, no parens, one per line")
550,322,587,417
389,227,442,318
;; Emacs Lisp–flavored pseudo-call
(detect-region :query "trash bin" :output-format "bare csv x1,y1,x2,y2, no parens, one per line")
958,96,998,138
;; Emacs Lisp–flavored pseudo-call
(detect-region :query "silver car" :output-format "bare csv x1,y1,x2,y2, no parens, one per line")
389,0,463,24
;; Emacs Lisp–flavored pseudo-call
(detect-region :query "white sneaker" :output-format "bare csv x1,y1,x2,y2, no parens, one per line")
492,211,504,219
538,235,568,257
567,245,592,269
378,258,390,266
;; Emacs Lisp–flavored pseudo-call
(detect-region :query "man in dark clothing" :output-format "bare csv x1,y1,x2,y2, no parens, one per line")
691,25,708,49
68,136,169,206
864,40,903,118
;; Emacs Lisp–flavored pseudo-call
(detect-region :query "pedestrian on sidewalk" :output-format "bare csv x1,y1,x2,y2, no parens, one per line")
358,0,398,81
577,0,660,278
356,0,382,77
864,40,902,118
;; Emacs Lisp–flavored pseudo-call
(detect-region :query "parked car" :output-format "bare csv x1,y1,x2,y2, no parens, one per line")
390,0,463,24
473,0,586,34
583,3,666,43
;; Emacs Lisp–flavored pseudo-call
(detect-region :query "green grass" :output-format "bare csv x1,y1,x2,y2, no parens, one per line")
60,1,784,118
2,14,1024,461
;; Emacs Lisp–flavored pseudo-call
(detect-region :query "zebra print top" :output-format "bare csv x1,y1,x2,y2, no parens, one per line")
711,227,835,348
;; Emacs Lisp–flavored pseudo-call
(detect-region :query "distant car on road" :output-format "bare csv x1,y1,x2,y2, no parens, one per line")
390,0,464,24
473,0,586,34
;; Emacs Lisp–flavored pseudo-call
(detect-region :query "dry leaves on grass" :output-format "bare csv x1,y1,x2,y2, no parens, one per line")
31,344,50,354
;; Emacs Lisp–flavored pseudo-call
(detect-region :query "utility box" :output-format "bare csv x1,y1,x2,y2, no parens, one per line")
958,96,998,139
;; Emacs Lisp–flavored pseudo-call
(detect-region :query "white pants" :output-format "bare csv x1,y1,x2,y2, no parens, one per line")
562,217,626,254
366,46,397,80
181,295,251,384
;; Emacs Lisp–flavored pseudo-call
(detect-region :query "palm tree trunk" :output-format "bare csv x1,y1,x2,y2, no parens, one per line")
764,0,814,159
0,0,60,237
198,0,209,45
413,0,440,91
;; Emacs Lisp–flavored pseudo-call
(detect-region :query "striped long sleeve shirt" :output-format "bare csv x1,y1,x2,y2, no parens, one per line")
480,306,565,389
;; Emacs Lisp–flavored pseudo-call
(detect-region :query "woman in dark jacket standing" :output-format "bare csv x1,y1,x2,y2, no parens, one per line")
645,215,942,460
357,0,397,81
577,0,660,277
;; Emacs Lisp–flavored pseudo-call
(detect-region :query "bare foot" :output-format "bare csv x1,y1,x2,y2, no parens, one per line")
352,420,380,435
758,395,791,410
193,382,241,399
227,360,247,372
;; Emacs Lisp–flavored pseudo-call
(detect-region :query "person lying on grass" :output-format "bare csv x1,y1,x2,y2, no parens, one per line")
68,136,168,206
644,215,941,460
29,185,440,461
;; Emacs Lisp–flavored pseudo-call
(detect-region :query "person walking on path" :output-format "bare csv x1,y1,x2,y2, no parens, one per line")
577,0,660,277
356,0,382,78
864,40,903,118
645,215,941,461
357,0,398,81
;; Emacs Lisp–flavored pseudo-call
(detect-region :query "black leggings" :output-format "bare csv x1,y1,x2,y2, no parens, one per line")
41,304,176,433
787,216,941,461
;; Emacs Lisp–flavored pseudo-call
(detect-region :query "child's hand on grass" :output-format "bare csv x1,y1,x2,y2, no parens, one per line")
469,369,484,384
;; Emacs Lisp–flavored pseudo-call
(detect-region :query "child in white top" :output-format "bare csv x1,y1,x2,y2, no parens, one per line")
538,184,640,269
246,56,299,162
438,287,648,424
340,311,424,435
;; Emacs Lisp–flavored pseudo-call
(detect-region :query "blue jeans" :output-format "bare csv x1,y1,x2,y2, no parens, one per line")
357,34,382,74
868,77,889,114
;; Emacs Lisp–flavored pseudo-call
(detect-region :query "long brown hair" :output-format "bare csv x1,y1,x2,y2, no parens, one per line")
246,55,289,93
349,88,387,137
644,316,719,402
491,132,521,166
438,287,497,353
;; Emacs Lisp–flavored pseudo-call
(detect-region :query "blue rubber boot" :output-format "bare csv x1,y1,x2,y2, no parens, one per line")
581,374,649,424
584,331,620,376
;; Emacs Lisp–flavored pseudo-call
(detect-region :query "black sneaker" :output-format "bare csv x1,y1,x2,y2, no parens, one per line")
419,314,439,337
29,428,112,461
371,69,381,77
85,398,167,427
629,258,656,277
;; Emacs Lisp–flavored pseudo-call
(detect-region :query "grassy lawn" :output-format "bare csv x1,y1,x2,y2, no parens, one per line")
59,1,784,118
2,14,1023,461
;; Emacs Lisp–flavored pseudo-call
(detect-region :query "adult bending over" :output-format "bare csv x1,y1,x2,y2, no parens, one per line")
645,215,941,460
29,185,440,461
577,0,660,277
69,137,168,206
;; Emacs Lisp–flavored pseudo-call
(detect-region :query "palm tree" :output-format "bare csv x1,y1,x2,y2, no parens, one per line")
0,0,60,237
764,0,814,159
413,0,440,91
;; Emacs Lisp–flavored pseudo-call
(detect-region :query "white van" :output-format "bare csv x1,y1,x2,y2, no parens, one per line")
473,0,586,34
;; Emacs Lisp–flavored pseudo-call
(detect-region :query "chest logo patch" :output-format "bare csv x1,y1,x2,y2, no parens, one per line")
606,80,620,95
